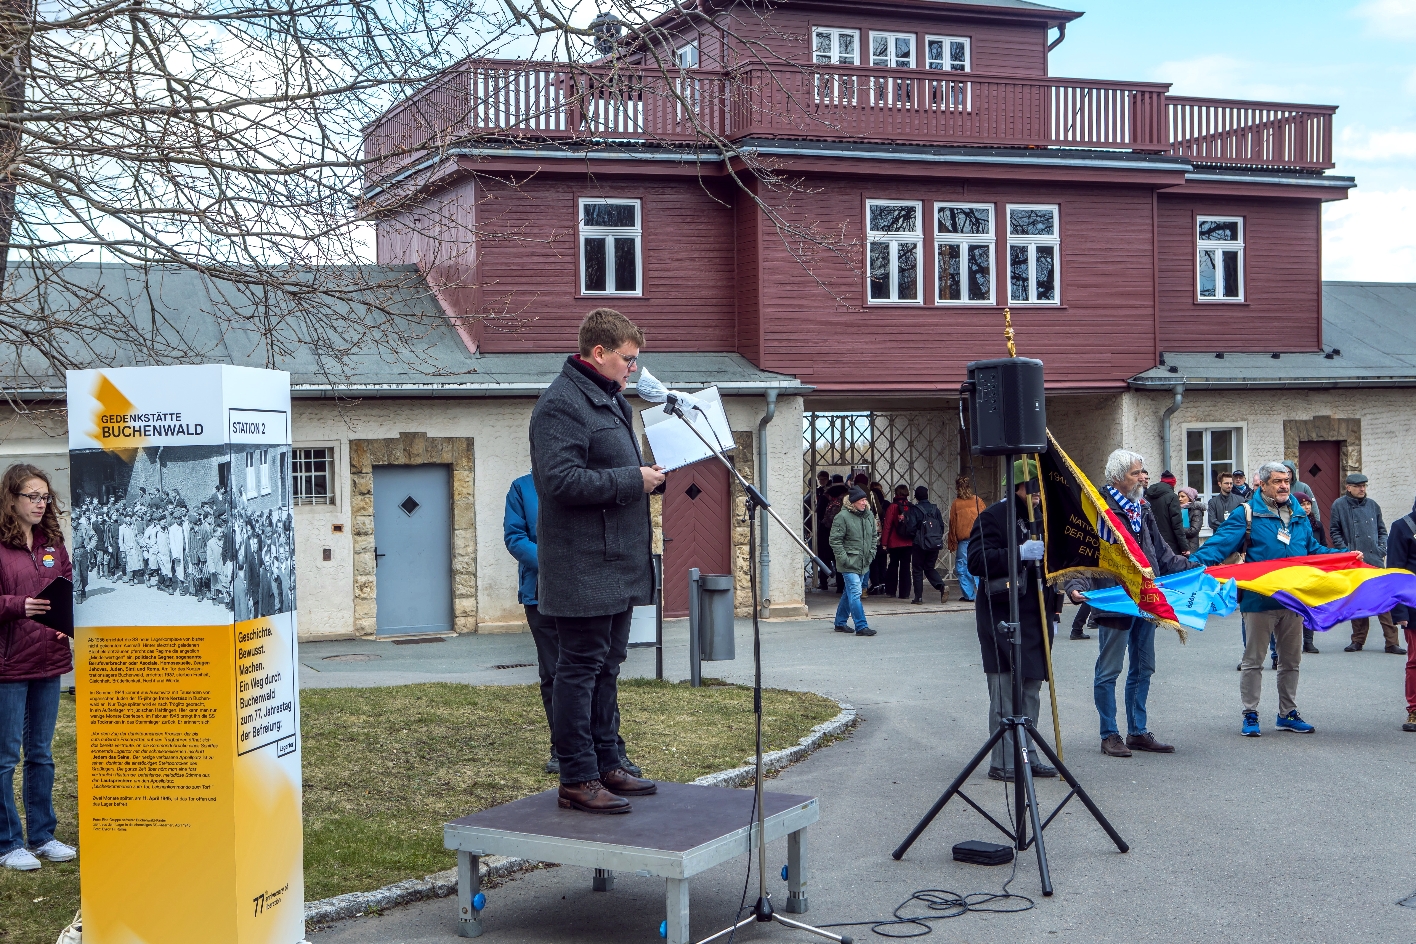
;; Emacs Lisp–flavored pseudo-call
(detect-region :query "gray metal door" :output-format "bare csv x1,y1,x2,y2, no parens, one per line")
373,464,454,635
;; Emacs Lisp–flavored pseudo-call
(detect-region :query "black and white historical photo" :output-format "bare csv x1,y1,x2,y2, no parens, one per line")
69,443,295,626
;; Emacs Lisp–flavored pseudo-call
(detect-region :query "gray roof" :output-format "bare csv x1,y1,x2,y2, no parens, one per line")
0,263,808,398
1131,282,1416,390
924,0,1081,18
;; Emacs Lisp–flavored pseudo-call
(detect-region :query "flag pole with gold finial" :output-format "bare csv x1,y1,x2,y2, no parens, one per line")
1001,307,1064,762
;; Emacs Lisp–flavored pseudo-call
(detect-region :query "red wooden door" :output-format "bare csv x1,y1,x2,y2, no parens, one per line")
661,460,732,618
1298,440,1341,541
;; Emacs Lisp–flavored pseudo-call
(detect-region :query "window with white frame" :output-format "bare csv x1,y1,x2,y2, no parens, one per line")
870,32,915,68
579,198,641,295
925,36,969,71
935,204,993,304
1006,205,1059,304
813,27,858,65
259,448,272,496
293,447,335,506
245,451,257,497
1185,426,1244,504
1197,216,1243,301
866,201,921,303
675,42,698,68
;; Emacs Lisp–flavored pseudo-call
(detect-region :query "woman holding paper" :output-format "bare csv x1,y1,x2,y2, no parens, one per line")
0,463,76,871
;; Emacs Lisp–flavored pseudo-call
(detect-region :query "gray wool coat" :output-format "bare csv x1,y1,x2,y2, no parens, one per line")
529,359,655,618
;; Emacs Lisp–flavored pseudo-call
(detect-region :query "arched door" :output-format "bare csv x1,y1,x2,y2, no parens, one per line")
661,460,732,618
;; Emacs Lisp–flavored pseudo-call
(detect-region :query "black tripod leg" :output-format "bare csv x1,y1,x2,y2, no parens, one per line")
891,725,1007,860
1026,722,1129,853
1017,747,1053,897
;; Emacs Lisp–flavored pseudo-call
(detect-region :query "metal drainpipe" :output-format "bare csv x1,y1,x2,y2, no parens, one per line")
1160,382,1184,475
755,389,779,618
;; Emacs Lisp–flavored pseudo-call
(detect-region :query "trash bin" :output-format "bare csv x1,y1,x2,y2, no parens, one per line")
697,574,735,662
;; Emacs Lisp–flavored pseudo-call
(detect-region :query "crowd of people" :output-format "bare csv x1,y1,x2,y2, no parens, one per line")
71,490,231,606
807,448,1416,774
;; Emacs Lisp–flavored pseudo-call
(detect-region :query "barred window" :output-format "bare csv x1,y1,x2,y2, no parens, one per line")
293,447,335,506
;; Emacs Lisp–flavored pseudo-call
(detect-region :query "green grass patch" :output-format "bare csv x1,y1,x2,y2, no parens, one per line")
3,679,841,943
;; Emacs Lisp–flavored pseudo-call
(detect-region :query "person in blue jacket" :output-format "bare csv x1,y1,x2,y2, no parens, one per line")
504,473,639,777
1191,461,1340,738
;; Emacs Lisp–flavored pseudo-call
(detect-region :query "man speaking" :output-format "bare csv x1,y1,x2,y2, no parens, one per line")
530,308,663,814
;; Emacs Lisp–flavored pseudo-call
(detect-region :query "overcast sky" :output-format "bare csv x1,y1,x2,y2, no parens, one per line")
1048,0,1416,282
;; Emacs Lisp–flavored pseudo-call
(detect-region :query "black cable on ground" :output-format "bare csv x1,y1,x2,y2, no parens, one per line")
817,843,1034,939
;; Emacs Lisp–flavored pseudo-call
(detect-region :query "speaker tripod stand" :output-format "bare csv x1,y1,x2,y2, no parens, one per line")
661,396,851,944
890,455,1129,894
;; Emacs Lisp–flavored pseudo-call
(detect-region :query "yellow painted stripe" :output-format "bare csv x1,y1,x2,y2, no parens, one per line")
1236,566,1401,606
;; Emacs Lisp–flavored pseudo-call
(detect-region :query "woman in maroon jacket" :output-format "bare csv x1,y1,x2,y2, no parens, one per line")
0,463,77,871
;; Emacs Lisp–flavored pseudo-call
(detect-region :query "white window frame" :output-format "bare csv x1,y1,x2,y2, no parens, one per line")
925,35,969,71
1196,215,1244,302
1006,204,1060,305
292,445,337,507
934,203,994,305
866,199,923,304
1181,423,1246,527
259,448,272,496
245,451,257,498
578,198,642,296
675,41,699,68
869,31,915,68
812,27,859,65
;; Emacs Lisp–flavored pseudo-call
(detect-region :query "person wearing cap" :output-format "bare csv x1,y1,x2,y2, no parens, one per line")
966,459,1057,781
1232,468,1250,499
829,487,877,636
1291,492,1321,655
1330,473,1406,655
1144,471,1186,556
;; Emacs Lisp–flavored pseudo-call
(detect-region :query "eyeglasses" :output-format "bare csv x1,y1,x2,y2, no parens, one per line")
608,348,639,368
15,492,52,505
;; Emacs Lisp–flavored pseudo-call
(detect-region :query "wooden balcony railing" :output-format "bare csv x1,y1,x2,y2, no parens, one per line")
1166,96,1337,171
363,59,1337,184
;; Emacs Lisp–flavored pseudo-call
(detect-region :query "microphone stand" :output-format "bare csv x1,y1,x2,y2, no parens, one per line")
660,396,850,944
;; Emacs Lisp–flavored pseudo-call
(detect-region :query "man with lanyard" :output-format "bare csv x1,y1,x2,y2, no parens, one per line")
1191,462,1340,736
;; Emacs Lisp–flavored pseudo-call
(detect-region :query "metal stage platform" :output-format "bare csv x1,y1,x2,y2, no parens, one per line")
445,781,820,943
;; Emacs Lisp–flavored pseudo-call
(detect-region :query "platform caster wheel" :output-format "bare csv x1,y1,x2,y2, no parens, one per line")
659,919,668,938
472,892,486,912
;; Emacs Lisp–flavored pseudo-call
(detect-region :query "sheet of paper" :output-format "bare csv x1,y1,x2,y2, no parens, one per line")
628,604,657,647
641,386,735,472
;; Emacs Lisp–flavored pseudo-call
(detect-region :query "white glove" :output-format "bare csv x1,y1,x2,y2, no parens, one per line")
1020,540,1044,561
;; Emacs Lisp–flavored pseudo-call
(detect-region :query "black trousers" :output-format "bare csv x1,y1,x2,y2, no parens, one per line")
886,547,912,598
869,546,887,589
911,546,945,599
525,604,560,748
552,609,631,785
1071,602,1093,635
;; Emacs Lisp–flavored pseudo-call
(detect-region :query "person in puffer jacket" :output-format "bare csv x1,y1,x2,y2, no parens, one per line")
0,463,77,872
1387,495,1416,732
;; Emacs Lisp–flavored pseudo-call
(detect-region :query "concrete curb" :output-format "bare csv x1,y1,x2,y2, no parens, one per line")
303,701,858,926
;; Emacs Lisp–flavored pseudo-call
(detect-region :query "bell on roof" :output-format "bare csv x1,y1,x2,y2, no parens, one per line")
589,9,624,57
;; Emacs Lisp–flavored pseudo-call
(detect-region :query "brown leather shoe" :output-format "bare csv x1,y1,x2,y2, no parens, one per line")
1126,732,1175,753
601,766,658,797
558,780,632,814
1100,734,1132,757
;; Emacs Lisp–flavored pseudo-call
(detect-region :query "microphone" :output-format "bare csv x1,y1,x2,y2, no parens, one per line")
636,368,707,416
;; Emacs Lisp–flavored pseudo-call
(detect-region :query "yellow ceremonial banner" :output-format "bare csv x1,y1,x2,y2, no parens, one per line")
68,366,304,944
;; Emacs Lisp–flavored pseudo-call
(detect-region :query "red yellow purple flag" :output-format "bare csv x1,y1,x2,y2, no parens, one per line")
1037,431,1184,637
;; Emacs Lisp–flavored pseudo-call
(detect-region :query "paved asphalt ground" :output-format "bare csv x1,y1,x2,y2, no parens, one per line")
303,600,1416,944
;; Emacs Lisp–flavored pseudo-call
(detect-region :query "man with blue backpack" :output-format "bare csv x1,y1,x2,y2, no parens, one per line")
907,486,949,604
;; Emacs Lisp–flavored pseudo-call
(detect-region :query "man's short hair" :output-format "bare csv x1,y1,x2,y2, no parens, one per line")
1256,461,1290,485
578,308,645,356
1217,471,1234,482
1104,449,1146,486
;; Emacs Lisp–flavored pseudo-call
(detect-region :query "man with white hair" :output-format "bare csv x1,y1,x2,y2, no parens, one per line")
1192,461,1339,736
1064,450,1195,758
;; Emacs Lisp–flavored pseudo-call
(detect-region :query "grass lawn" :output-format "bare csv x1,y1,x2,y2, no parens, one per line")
2,679,842,944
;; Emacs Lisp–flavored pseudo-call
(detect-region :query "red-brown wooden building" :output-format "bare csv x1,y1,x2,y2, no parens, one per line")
348,0,1410,626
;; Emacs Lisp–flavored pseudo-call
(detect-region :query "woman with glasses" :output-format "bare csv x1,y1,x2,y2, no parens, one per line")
0,463,77,871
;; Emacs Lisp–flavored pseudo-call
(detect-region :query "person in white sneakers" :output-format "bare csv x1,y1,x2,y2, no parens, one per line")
0,464,78,871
